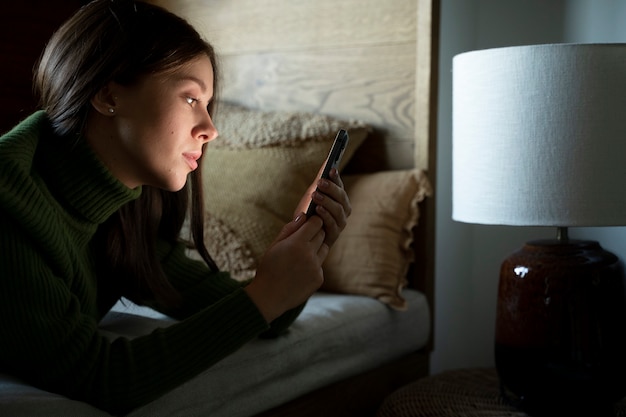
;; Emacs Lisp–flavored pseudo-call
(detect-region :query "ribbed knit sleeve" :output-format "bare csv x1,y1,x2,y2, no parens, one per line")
0,214,271,414
151,240,306,336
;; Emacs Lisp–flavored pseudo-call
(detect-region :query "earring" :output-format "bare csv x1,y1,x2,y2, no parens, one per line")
108,108,115,114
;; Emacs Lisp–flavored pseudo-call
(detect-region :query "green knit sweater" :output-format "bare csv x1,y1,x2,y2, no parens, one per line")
0,112,302,415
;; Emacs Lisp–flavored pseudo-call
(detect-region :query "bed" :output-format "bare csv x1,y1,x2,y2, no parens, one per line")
0,0,439,416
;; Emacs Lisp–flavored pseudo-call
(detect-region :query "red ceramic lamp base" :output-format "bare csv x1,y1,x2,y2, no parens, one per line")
495,239,626,416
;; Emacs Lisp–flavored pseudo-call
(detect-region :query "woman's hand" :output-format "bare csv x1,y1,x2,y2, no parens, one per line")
246,168,351,322
294,168,352,248
244,214,328,323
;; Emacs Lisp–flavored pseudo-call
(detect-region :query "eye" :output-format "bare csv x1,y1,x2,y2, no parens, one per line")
186,96,198,106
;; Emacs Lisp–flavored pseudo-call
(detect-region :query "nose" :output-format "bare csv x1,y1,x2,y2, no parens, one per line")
196,112,219,143
204,116,219,143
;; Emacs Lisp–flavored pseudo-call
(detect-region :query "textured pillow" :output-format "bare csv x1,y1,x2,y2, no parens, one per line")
321,169,432,310
200,102,370,279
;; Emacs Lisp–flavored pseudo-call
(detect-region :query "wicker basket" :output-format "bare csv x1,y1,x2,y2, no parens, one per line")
376,368,626,417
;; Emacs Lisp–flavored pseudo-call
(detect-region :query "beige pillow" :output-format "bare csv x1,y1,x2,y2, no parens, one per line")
320,169,432,310
200,102,370,279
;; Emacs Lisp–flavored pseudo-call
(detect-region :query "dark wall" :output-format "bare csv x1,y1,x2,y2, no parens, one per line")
0,1,82,134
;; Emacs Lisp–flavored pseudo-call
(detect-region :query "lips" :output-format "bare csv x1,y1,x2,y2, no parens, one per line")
183,151,202,170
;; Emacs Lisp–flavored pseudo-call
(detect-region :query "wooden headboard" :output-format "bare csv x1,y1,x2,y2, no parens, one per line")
151,0,438,168
150,0,439,301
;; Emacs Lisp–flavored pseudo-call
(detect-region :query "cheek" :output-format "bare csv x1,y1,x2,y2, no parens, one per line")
113,120,140,152
164,116,180,137
119,112,182,159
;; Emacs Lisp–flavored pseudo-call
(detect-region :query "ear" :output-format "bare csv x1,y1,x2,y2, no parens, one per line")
90,83,118,116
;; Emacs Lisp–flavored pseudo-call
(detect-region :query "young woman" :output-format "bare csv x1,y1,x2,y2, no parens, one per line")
0,0,351,414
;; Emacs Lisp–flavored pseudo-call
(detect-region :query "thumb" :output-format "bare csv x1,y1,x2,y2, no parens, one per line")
274,212,306,242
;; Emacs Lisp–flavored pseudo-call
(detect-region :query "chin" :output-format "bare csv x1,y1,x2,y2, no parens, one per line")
167,182,188,192
154,177,188,192
149,169,191,192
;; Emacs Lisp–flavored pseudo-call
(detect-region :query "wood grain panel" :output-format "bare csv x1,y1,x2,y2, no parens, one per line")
152,0,416,54
217,45,417,169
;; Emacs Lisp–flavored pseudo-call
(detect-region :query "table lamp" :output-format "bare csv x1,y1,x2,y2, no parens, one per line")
452,44,626,416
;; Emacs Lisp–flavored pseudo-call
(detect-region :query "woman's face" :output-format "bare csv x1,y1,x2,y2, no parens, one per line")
101,54,218,191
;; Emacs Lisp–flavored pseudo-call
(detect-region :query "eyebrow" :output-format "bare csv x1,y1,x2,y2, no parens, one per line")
172,75,208,92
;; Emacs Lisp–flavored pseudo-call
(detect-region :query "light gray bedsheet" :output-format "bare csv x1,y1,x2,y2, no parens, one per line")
0,289,430,417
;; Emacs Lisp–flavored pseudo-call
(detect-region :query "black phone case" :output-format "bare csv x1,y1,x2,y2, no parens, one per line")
305,129,349,218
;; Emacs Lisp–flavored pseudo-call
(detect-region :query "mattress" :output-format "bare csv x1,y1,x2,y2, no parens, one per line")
0,289,430,417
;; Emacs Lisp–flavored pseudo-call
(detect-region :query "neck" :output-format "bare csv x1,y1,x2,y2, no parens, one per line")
83,110,141,190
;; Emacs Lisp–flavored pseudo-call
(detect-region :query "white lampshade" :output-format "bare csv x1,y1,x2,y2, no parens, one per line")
453,44,626,227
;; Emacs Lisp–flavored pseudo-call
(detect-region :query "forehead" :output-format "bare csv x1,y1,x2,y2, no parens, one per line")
156,55,215,91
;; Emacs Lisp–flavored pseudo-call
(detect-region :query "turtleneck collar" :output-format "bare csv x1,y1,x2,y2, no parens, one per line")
31,111,142,225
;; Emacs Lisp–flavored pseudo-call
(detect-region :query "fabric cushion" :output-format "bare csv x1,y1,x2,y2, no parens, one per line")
197,102,369,280
321,169,432,310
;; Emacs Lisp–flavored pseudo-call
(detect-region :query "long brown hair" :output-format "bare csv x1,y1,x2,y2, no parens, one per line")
34,0,219,306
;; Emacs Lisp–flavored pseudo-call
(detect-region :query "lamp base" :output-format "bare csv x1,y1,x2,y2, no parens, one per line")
495,239,626,416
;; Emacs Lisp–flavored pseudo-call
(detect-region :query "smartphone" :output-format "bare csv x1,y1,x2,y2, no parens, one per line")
304,129,350,218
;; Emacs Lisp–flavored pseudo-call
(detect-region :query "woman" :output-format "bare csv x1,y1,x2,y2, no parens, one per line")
0,0,350,414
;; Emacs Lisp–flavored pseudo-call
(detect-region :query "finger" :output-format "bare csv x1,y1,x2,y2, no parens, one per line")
316,178,351,218
328,167,344,188
290,214,324,242
273,212,306,242
317,242,330,261
310,228,329,262
312,191,348,231
313,205,341,248
310,226,326,248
